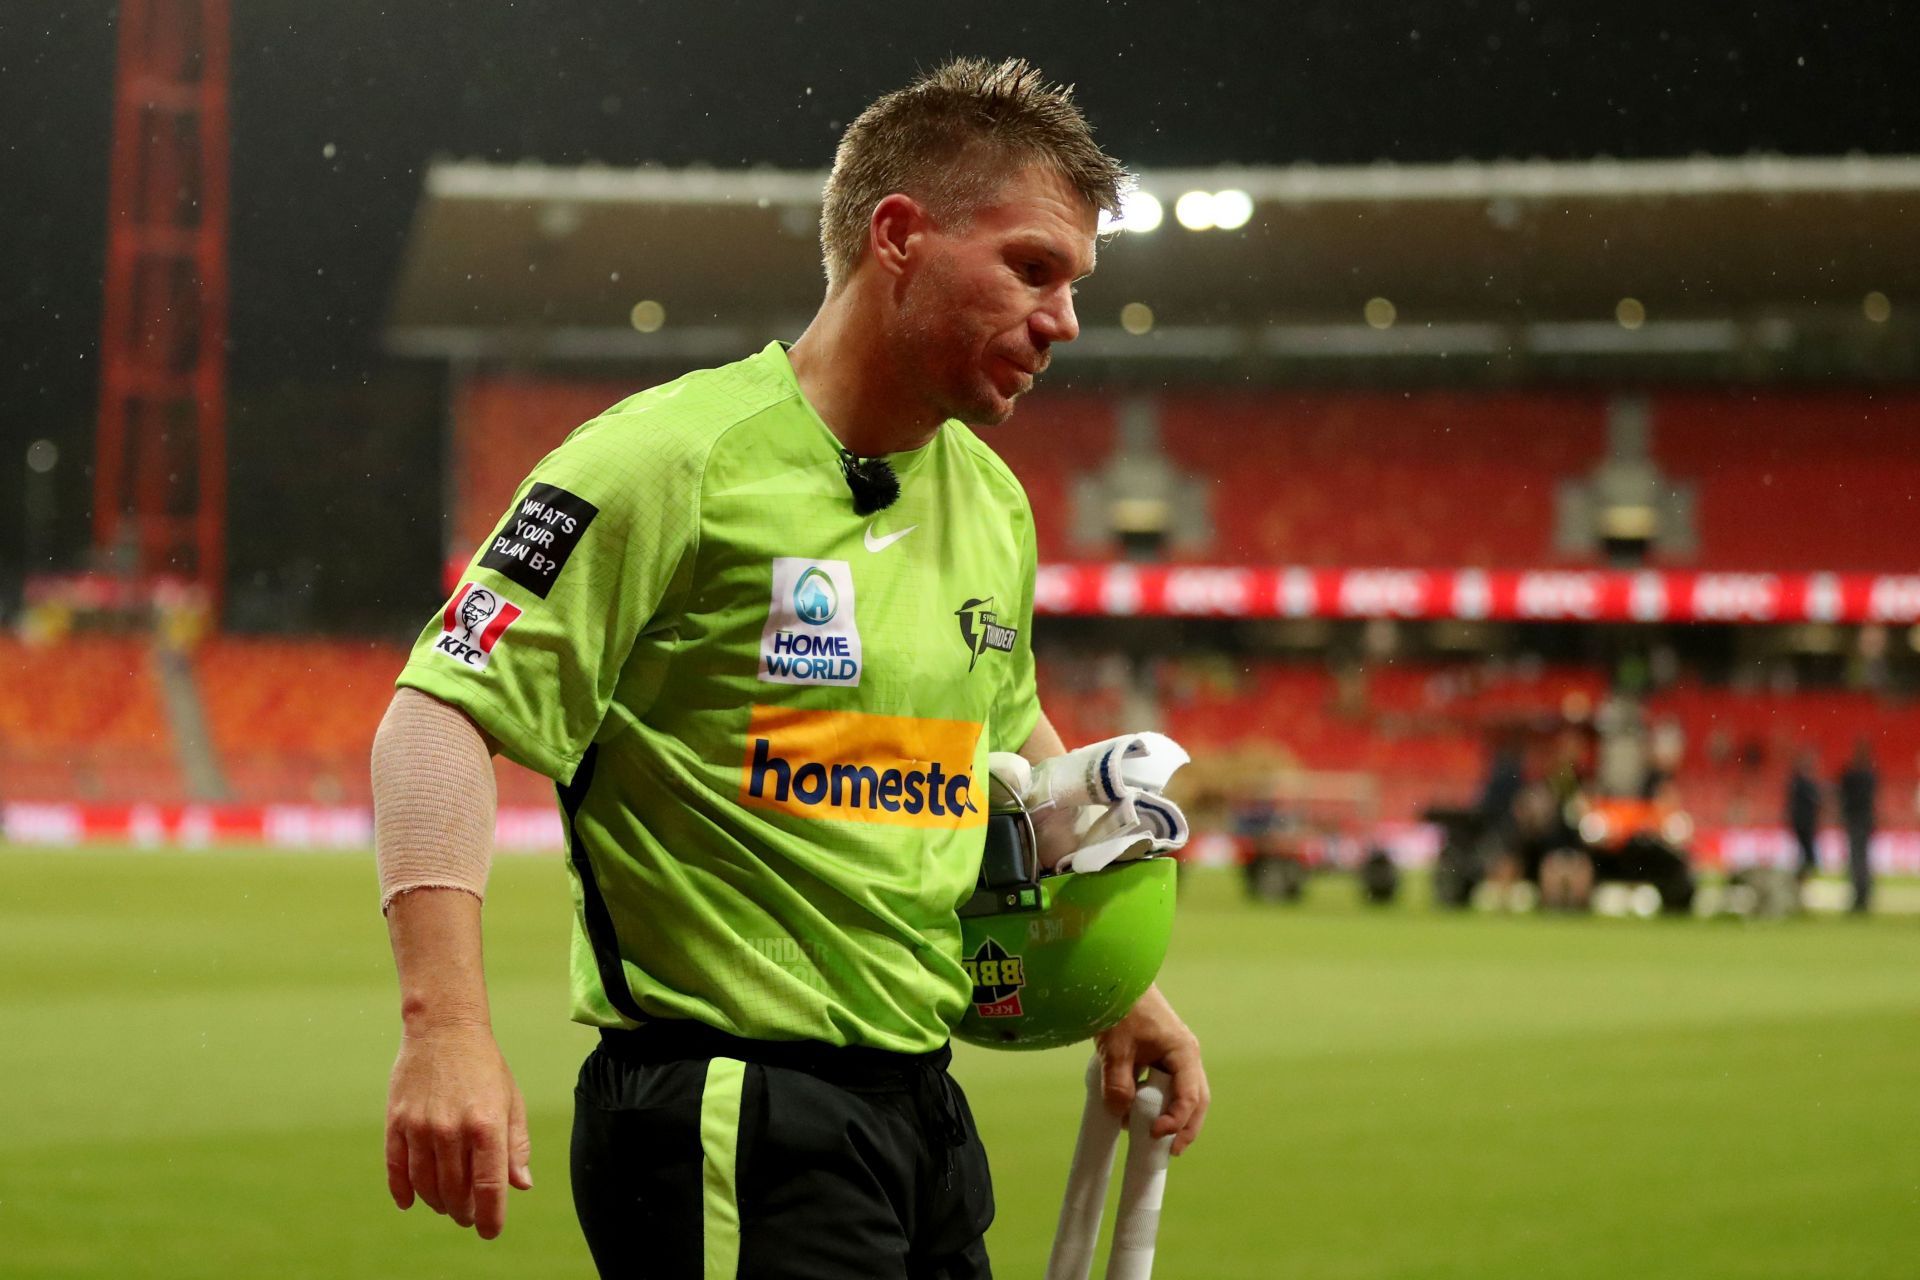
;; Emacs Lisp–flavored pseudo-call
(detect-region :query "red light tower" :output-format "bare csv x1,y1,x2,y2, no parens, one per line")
93,0,230,616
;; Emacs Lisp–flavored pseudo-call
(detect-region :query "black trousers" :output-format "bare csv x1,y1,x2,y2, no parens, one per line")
1792,824,1819,879
1847,825,1875,911
572,1022,995,1280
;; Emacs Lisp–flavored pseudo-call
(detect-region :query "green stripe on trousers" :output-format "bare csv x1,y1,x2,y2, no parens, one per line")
700,1057,747,1279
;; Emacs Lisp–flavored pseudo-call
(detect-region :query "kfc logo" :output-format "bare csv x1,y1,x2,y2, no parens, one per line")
432,582,522,670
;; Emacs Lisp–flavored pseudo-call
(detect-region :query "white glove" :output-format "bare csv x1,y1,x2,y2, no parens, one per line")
1017,732,1192,873
1024,732,1191,811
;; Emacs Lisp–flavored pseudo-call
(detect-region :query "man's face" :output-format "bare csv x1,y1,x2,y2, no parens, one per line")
893,164,1098,428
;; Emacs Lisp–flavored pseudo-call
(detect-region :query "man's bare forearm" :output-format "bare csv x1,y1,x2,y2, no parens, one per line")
387,889,493,1030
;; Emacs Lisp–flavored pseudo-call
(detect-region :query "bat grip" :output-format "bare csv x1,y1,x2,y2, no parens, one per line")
1105,1068,1174,1280
1045,1053,1126,1280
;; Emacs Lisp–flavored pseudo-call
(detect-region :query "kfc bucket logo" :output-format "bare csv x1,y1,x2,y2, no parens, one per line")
433,582,522,670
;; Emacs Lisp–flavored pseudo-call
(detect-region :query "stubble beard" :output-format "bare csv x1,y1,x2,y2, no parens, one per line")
896,258,1019,430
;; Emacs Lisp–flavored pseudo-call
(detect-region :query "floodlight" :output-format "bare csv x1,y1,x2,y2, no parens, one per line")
1119,191,1163,233
1211,189,1254,230
1174,190,1216,231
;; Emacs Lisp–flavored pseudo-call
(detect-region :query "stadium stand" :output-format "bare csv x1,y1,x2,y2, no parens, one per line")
1645,680,1920,828
955,395,1116,561
9,630,1913,839
0,634,183,802
13,389,1918,830
1153,393,1608,566
1036,654,1920,829
193,637,405,804
987,388,1920,571
1649,392,1920,571
447,379,1920,572
190,636,556,808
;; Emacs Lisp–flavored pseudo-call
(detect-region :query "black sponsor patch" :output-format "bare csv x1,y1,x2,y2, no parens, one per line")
478,482,599,598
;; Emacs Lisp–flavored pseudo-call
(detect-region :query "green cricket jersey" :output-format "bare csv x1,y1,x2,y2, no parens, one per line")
397,341,1041,1053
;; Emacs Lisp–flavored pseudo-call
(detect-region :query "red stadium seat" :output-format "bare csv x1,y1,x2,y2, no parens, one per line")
193,637,408,804
1649,393,1920,571
0,635,183,802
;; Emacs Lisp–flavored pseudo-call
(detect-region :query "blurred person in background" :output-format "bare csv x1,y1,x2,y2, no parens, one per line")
1785,749,1822,885
1838,739,1878,914
1532,728,1594,910
1643,715,1685,798
1477,737,1524,842
1473,735,1525,883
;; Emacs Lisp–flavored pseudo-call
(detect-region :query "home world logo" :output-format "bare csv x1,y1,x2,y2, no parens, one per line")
760,558,862,687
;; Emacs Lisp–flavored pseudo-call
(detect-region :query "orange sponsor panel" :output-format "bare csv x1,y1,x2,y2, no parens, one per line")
739,705,984,829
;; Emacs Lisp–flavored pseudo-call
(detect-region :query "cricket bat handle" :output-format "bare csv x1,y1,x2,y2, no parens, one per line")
1106,1068,1174,1280
1045,1054,1126,1280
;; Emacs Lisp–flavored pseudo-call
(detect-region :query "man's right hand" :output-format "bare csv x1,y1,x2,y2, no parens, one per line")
384,1020,533,1240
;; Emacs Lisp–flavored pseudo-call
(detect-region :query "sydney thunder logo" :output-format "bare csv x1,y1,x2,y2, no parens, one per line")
954,597,1019,673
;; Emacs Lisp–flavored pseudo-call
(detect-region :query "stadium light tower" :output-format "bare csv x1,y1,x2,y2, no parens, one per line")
93,0,231,616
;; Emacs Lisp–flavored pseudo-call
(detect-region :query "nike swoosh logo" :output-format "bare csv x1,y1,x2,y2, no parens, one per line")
863,521,918,553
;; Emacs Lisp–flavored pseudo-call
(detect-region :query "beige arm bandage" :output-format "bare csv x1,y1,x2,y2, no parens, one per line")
372,686,497,914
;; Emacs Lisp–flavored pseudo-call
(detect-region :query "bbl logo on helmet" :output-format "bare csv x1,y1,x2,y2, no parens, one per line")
964,937,1026,1019
954,597,1019,673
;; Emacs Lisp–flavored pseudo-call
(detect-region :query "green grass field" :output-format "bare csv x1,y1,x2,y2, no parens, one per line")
3,847,1917,1278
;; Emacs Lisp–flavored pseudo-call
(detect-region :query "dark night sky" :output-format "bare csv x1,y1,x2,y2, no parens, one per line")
2,1,1915,624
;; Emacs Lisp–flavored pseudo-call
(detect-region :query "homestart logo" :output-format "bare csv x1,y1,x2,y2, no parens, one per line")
760,558,862,687
432,582,522,670
739,706,984,830
966,937,1026,1018
954,597,1019,673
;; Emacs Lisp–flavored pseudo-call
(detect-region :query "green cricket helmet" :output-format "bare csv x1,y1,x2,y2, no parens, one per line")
953,792,1179,1051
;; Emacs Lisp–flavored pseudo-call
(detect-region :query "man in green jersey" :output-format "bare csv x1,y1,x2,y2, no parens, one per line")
374,58,1209,1276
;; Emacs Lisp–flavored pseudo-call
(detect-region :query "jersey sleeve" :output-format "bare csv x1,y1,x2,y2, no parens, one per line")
988,503,1042,754
395,405,707,781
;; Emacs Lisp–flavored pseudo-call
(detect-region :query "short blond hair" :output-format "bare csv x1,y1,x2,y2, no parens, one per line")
819,57,1130,291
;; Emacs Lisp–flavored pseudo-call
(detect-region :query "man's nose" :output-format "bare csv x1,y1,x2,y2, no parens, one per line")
1032,287,1080,347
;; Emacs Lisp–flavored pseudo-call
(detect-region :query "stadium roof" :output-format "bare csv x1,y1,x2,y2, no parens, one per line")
388,154,1920,382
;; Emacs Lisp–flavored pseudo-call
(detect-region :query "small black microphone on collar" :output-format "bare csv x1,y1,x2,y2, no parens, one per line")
838,448,900,516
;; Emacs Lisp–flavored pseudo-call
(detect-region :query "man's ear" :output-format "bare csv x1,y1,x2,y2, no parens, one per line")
868,192,930,281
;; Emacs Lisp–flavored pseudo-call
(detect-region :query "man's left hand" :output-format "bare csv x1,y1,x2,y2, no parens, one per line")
1093,983,1209,1155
